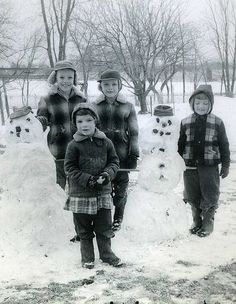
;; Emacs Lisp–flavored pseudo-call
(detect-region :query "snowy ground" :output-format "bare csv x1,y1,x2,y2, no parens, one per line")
0,95,236,303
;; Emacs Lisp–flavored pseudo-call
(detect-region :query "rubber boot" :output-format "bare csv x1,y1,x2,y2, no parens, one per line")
197,207,215,237
80,239,95,268
189,206,202,234
96,237,122,267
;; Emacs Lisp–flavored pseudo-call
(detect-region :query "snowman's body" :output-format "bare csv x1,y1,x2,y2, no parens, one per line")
0,108,72,256
121,107,190,243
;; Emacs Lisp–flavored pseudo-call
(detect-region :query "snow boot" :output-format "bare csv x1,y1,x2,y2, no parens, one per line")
189,206,202,234
80,239,95,268
197,207,215,237
96,237,123,267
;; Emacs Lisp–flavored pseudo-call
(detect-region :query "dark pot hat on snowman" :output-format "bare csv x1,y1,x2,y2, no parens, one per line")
10,106,33,120
47,60,78,86
154,105,174,117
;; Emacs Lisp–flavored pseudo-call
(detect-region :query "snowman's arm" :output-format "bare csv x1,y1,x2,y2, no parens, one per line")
36,97,49,131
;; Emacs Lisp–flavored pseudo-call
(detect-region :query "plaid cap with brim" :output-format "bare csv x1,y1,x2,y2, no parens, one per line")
97,70,121,82
10,106,32,119
53,60,76,72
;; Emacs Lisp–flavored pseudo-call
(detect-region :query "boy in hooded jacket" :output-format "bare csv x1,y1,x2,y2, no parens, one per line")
178,85,230,237
64,103,122,268
93,69,139,231
37,60,86,242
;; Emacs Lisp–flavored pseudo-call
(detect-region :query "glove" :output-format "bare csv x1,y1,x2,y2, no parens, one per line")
87,176,98,189
96,172,110,185
126,155,138,169
220,166,229,179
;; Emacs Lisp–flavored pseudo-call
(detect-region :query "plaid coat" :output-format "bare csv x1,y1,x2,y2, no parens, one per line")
178,113,230,167
37,85,86,159
93,93,139,167
64,129,119,197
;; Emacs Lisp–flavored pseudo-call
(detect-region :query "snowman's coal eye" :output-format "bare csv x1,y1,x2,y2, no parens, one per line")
25,128,29,132
152,129,158,134
156,118,160,123
26,118,31,122
168,120,172,125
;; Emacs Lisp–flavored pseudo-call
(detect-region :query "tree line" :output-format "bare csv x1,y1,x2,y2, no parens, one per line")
0,0,236,123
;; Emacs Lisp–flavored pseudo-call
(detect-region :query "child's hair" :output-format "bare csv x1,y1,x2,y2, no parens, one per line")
194,93,210,100
98,79,122,92
75,108,97,120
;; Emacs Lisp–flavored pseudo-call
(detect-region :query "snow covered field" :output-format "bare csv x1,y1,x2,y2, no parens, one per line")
0,91,235,303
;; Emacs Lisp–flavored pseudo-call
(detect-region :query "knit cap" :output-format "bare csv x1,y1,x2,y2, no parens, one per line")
97,69,121,82
72,103,99,125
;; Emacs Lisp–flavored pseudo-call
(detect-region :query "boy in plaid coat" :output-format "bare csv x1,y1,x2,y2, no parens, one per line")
93,69,139,231
64,103,122,269
178,85,230,237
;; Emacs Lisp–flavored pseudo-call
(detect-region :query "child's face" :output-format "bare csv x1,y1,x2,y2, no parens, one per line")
76,114,96,136
56,69,74,94
100,79,119,98
194,97,210,115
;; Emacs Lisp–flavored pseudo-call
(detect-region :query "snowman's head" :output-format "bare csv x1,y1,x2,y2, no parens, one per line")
5,106,44,144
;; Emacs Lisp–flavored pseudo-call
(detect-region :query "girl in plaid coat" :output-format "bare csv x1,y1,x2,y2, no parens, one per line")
64,103,122,269
178,85,230,237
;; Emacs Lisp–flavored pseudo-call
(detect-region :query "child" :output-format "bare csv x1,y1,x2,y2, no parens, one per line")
37,60,86,242
178,84,230,237
93,69,139,231
64,103,122,268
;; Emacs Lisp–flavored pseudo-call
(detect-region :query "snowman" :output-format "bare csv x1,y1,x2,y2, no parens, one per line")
0,106,72,257
121,105,191,243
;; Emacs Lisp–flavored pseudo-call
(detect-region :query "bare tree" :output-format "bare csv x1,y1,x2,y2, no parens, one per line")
207,0,236,97
93,0,184,113
40,0,76,66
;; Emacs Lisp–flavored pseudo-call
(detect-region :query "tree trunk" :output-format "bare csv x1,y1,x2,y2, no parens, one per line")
0,91,5,126
2,80,10,117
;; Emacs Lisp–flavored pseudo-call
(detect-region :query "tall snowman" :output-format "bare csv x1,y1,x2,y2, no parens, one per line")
121,105,190,243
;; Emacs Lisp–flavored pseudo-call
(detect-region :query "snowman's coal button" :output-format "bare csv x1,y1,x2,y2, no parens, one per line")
159,148,165,152
152,129,158,134
156,118,160,123
159,163,165,168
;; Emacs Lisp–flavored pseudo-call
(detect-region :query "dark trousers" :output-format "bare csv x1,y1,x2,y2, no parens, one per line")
112,171,129,222
54,159,79,236
183,165,220,232
73,209,118,264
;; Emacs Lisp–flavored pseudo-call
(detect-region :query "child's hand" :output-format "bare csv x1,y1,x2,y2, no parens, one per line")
96,172,110,185
126,155,138,169
220,166,229,178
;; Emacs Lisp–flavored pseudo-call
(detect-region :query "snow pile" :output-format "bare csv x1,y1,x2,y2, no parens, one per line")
0,112,73,258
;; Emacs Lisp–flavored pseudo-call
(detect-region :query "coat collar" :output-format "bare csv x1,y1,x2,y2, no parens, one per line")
48,84,85,99
95,92,127,104
73,128,106,142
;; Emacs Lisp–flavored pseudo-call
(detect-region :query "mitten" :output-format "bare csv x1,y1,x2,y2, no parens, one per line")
87,176,97,189
219,166,229,179
96,172,110,185
126,155,138,169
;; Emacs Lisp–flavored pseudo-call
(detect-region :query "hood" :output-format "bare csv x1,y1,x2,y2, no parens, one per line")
189,84,214,114
73,128,106,142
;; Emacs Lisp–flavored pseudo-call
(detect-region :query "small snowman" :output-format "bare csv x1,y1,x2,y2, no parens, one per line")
121,105,190,243
0,106,72,256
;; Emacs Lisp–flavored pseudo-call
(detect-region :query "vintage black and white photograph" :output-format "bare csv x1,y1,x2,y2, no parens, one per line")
0,0,235,303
